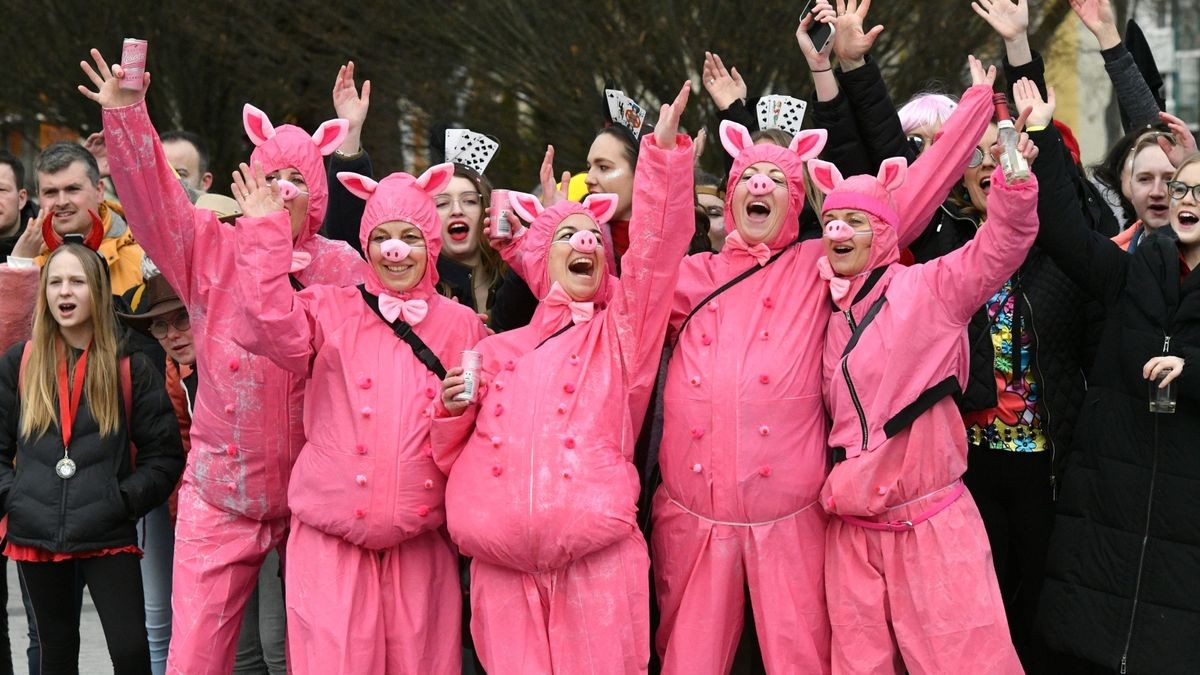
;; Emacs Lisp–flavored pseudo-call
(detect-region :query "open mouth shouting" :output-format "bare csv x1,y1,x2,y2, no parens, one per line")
57,301,78,319
567,256,595,278
1176,207,1199,233
446,220,471,242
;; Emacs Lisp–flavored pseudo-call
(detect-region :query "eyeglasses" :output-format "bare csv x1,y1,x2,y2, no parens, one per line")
1168,181,1200,202
434,192,483,211
906,135,926,154
150,312,190,339
967,146,987,169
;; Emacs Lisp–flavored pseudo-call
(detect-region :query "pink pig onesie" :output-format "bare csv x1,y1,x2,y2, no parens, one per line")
807,157,1034,674
431,133,695,674
101,100,368,674
650,84,996,675
233,164,486,674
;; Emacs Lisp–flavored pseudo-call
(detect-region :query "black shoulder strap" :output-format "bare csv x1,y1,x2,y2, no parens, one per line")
289,274,305,292
841,294,889,358
535,323,574,350
357,285,446,379
678,244,794,337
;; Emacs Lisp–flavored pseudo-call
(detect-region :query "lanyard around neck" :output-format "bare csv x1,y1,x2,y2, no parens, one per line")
56,339,91,449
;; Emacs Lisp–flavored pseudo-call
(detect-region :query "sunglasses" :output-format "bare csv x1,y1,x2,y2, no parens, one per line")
150,312,190,339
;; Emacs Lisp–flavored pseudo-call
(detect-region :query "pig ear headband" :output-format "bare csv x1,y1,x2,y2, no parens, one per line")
243,104,277,146
507,191,545,223
788,129,828,161
414,162,455,196
311,119,351,156
337,172,379,202
719,120,755,159
582,193,619,225
876,157,907,193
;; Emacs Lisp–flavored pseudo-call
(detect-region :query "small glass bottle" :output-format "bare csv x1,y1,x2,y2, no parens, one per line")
993,93,1029,182
454,350,482,402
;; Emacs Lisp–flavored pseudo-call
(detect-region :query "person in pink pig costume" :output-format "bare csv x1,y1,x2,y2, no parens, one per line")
231,161,486,674
650,56,1002,675
77,49,369,673
804,127,1040,674
431,84,694,675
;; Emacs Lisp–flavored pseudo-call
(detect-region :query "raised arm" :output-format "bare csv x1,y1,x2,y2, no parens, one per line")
322,61,373,254
615,84,696,408
1072,0,1162,131
231,165,320,374
894,58,998,247
801,2,875,177
81,48,205,304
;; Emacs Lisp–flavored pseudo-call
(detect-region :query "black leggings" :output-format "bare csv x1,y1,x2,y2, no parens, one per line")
17,553,149,675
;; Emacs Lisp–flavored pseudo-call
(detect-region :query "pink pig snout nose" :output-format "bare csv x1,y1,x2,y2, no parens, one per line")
276,179,300,202
746,174,775,196
568,230,599,253
380,239,413,262
824,219,855,243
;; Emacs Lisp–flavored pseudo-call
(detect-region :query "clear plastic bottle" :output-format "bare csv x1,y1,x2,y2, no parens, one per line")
993,93,1029,182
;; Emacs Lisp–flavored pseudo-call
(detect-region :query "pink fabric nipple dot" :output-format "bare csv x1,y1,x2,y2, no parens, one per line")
557,403,567,415
758,425,770,436
492,465,503,477
425,387,436,399
494,381,504,391
561,470,571,480
876,485,887,496
224,404,235,414
692,463,703,473
759,374,770,384
424,479,434,489
689,376,701,386
759,466,772,477
760,330,770,340
361,407,373,418
227,482,236,492
690,428,704,439
358,376,373,389
491,435,502,448
504,360,515,371
226,444,237,457
570,354,580,365
417,505,430,517
563,382,576,394
354,509,365,518
355,475,367,486
763,297,774,308
228,359,239,371
355,444,367,455
701,334,712,346
564,437,576,449
707,301,718,312
494,403,504,416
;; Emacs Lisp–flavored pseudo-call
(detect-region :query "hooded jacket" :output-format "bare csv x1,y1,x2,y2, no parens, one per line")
431,135,694,572
808,160,1040,515
655,84,995,527
234,165,486,549
102,100,368,521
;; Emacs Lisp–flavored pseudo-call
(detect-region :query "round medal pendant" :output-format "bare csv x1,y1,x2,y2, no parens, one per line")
55,457,77,480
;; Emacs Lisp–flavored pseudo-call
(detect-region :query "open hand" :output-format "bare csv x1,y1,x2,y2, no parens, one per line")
1157,111,1198,168
968,55,998,87
77,48,148,109
12,210,46,259
1012,78,1056,128
654,81,691,151
831,0,884,69
702,52,747,111
539,145,570,207
971,0,1028,42
332,61,370,154
1070,0,1120,47
231,161,283,218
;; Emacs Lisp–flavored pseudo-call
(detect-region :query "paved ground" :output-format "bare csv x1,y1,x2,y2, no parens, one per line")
5,560,113,675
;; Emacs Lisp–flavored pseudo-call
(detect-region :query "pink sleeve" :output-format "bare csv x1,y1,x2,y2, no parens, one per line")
430,403,478,476
922,168,1040,324
232,210,319,374
102,101,212,304
894,84,994,248
613,134,695,393
0,265,38,351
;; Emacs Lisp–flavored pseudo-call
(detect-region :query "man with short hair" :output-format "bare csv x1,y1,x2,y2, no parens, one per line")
10,141,144,293
161,131,213,193
0,151,36,259
1113,136,1178,252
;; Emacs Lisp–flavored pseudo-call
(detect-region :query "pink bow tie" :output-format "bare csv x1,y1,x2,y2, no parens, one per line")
545,282,595,324
817,256,853,307
290,251,313,274
725,231,771,266
378,295,429,326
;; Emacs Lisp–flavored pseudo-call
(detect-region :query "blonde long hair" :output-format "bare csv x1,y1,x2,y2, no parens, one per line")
20,245,121,440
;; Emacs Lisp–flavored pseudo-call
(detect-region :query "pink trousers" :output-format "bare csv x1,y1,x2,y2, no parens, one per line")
650,487,831,674
826,490,1023,675
284,518,461,674
167,482,287,675
469,531,650,674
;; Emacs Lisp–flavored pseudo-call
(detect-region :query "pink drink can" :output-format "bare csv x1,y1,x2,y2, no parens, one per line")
119,38,148,90
453,350,483,402
489,189,512,239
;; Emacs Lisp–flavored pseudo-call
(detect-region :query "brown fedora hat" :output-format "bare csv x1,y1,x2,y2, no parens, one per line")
116,273,185,334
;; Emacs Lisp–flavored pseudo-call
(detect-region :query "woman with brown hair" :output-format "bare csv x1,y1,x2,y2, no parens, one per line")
0,242,183,674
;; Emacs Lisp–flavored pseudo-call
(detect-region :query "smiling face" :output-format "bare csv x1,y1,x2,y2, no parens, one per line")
1129,144,1175,230
732,161,789,245
367,221,428,293
45,250,94,332
585,134,635,221
963,124,999,215
823,208,875,277
1170,161,1200,249
38,161,104,237
547,213,605,301
265,166,310,241
434,176,483,262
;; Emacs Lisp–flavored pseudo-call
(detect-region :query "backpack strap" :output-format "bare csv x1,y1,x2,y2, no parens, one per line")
357,285,447,379
120,356,135,468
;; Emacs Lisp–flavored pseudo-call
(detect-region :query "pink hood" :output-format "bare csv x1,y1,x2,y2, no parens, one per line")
337,164,455,299
243,104,349,250
719,121,827,251
505,192,622,306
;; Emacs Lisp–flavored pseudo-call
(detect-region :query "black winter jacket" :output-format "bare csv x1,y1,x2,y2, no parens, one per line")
1032,125,1200,674
0,344,184,553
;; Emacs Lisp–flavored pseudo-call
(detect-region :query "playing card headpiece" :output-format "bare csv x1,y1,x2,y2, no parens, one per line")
604,88,648,140
445,128,500,175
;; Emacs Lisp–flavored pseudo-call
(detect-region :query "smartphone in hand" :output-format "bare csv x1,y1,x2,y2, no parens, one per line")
800,0,835,54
